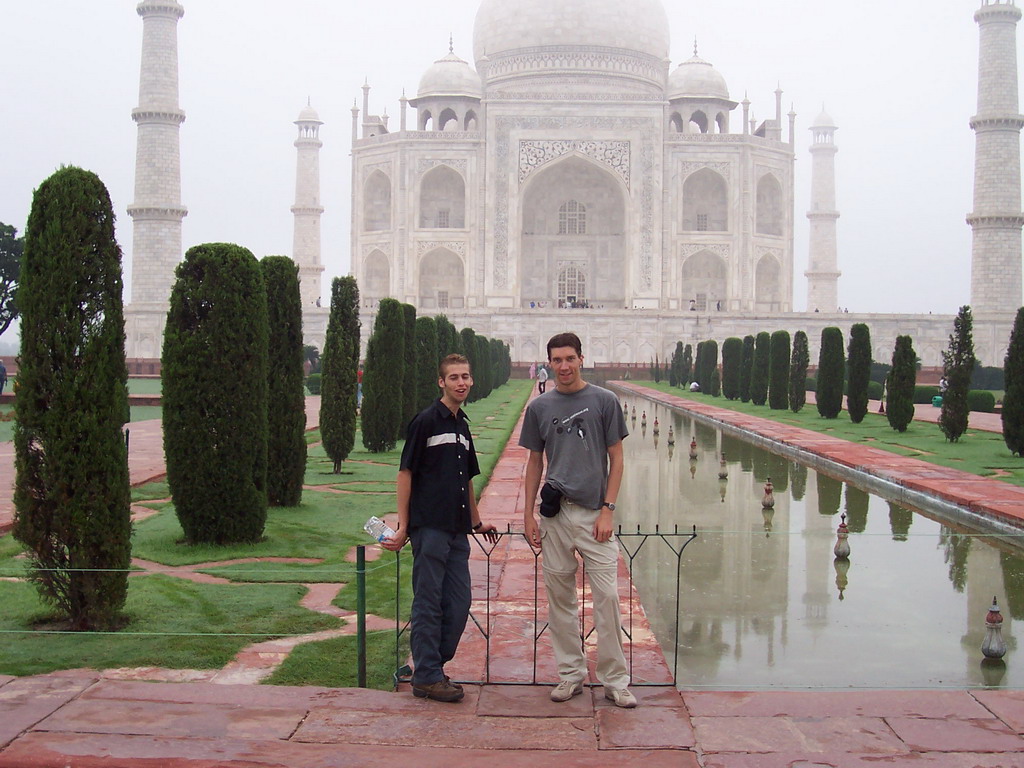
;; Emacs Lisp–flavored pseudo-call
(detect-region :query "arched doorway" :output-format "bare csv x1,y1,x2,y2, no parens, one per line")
681,249,727,311
419,248,465,309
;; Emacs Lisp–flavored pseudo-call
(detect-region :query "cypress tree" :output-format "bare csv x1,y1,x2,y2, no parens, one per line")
399,303,417,439
768,330,791,410
739,335,755,402
164,241,268,544
260,256,305,506
14,166,131,630
694,342,704,391
1003,307,1024,455
721,337,742,399
475,335,493,399
681,343,693,387
669,341,683,387
490,337,508,389
939,305,976,442
887,335,917,433
703,340,718,394
816,327,845,418
320,276,360,472
847,323,872,424
789,330,810,413
414,316,439,412
750,332,771,405
460,327,478,400
361,298,405,452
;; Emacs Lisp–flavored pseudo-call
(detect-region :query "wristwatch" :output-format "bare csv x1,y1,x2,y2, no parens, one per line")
602,501,616,511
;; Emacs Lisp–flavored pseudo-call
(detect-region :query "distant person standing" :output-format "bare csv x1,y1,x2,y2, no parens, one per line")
536,364,549,394
0,359,7,395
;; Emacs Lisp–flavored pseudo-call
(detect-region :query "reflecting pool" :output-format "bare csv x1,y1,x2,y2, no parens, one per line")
615,393,1023,689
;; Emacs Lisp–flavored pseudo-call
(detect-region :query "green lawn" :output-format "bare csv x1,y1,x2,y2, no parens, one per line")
633,381,1024,485
0,379,532,686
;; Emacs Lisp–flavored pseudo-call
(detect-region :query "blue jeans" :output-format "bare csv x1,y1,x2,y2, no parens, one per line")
409,527,471,686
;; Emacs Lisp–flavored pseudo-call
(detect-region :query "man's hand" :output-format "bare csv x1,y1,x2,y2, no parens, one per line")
524,514,542,549
593,509,614,543
381,525,408,552
473,522,500,544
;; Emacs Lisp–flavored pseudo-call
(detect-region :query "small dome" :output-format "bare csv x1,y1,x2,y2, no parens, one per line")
418,50,483,100
812,108,837,128
667,54,729,100
296,103,321,122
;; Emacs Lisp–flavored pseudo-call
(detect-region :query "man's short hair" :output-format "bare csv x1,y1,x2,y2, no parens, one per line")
439,353,470,378
546,332,582,360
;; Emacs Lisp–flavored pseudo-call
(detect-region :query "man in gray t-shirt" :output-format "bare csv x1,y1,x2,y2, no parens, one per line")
519,332,637,709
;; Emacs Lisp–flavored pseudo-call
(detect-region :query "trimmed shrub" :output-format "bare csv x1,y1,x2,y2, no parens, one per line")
414,316,439,412
306,373,322,394
750,332,770,406
14,166,131,630
847,323,872,424
399,304,417,439
362,298,405,452
913,385,940,404
887,335,917,433
789,330,810,413
816,327,845,419
261,256,306,507
1004,307,1024,454
867,380,883,400
739,335,755,402
805,377,817,392
320,276,360,472
972,365,1004,391
768,330,790,410
721,337,743,399
967,390,996,413
164,241,268,544
939,305,976,442
709,367,721,397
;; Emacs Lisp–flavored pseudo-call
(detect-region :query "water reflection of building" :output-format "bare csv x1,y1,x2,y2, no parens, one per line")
963,537,1016,684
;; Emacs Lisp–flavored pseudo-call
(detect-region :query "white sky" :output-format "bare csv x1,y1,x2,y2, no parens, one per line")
0,0,1013,318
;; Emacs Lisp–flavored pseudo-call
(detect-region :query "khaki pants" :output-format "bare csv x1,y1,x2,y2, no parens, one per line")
540,499,630,690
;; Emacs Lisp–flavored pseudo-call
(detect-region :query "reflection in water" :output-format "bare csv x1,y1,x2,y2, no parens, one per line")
614,392,1022,689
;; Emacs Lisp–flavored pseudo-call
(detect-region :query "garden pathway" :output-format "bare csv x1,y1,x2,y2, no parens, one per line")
0,391,1023,766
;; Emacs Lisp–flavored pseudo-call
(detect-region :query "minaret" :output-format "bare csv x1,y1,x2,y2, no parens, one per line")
805,109,841,313
291,102,325,308
126,0,187,359
969,0,1024,314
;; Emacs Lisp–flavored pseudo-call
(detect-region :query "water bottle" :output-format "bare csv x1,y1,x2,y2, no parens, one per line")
363,515,396,543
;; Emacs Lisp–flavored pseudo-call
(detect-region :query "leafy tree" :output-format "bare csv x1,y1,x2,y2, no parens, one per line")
789,330,810,413
261,256,305,506
320,276,360,472
1003,307,1024,455
816,327,845,419
750,332,771,405
164,242,268,544
939,305,976,442
13,167,130,630
414,316,439,412
739,335,755,402
399,303,417,439
0,222,23,336
768,330,791,410
362,298,405,452
721,337,742,399
847,323,872,424
887,335,917,433
681,343,693,387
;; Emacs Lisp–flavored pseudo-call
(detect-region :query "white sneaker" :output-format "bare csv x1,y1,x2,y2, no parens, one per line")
604,687,638,708
550,679,584,702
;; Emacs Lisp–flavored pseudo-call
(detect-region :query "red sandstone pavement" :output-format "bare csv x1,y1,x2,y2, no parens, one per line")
1,393,1023,766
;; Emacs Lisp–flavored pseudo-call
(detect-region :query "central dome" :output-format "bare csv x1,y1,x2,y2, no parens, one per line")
473,0,670,65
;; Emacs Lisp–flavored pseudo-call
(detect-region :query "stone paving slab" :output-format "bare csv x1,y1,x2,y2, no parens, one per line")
684,690,998,719
974,690,1024,733
885,716,1024,752
702,751,1018,768
596,705,695,750
691,715,908,754
0,675,98,748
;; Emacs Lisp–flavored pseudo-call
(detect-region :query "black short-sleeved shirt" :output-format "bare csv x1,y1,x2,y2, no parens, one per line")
400,398,480,534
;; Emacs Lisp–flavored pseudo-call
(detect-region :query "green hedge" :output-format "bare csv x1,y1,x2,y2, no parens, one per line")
914,385,940,404
967,390,996,413
306,373,322,395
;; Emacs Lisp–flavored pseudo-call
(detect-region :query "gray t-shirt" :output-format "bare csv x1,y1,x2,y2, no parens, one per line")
519,382,629,509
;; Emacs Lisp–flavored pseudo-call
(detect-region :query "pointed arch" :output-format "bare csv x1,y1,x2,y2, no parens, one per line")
754,254,782,311
682,168,728,231
419,165,466,229
689,110,709,134
438,108,459,131
756,174,783,236
681,249,727,311
715,112,727,133
418,109,433,131
363,171,391,231
464,110,479,130
418,247,465,309
363,249,390,301
669,112,684,133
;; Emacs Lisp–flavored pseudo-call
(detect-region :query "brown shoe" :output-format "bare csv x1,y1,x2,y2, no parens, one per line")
412,679,465,702
444,674,464,693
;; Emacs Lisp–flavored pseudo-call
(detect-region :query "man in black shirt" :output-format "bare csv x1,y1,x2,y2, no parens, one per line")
382,353,497,702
